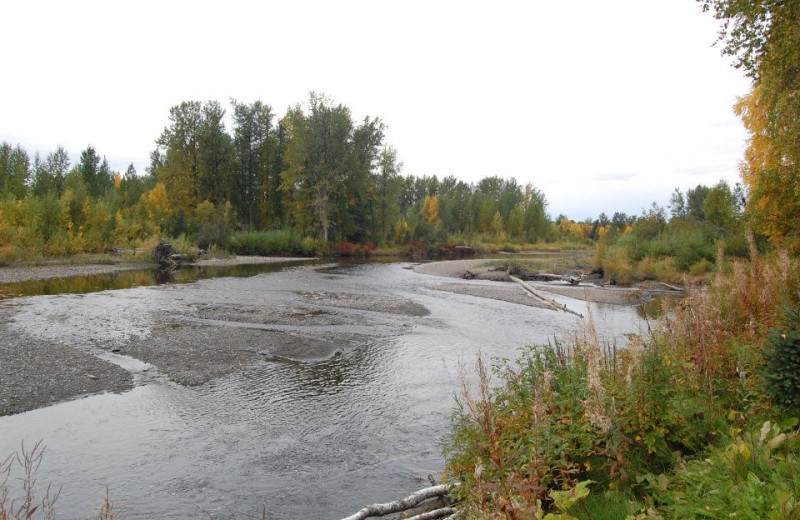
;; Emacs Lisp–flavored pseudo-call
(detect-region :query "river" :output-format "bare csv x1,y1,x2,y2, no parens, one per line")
0,261,653,519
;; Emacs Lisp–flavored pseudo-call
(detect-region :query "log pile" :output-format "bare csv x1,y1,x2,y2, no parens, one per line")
152,240,184,270
339,484,457,520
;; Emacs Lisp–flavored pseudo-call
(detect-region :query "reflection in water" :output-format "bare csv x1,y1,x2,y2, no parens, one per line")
638,294,681,319
154,267,175,285
0,261,664,520
0,260,316,301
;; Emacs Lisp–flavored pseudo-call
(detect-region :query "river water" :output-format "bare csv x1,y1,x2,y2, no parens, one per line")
0,261,653,519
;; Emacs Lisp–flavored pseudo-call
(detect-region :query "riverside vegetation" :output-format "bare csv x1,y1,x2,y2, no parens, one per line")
444,245,800,519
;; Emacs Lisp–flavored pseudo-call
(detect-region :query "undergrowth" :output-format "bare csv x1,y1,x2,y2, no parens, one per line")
444,249,800,519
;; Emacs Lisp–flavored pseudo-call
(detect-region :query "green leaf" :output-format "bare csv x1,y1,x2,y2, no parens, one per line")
549,480,593,512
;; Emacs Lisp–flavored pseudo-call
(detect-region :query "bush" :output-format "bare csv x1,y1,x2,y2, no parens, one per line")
335,241,376,257
763,305,800,412
688,258,714,276
601,247,633,285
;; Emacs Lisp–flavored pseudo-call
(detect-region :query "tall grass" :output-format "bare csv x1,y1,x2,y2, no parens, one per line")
225,230,322,257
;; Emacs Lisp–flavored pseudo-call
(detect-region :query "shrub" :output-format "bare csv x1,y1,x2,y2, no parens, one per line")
601,247,633,285
335,241,376,257
688,258,714,276
763,304,800,412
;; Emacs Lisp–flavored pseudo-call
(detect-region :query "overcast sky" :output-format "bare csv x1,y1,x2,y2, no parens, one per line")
2,0,751,220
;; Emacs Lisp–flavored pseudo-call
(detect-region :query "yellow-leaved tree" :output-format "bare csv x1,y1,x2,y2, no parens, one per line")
421,195,440,224
701,0,800,250
735,86,800,249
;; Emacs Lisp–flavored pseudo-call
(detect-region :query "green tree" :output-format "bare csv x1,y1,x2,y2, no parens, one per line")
668,187,687,219
281,93,355,242
198,101,234,206
232,99,272,229
633,202,667,240
341,116,384,242
119,164,148,208
155,101,204,220
76,145,110,198
31,153,51,197
523,184,549,242
687,184,711,221
478,196,497,233
375,147,402,243
703,180,740,232
0,143,30,200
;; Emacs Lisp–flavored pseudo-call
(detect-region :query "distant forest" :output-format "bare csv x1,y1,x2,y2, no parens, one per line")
0,93,753,261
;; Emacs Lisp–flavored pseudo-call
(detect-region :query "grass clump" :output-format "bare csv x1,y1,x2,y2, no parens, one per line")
225,230,322,257
444,251,800,519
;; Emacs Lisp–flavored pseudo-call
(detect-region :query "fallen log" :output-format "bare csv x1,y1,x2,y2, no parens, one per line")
339,485,452,520
510,275,584,318
657,281,685,292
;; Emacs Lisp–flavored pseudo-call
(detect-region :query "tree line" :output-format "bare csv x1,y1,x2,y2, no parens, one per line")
0,93,556,257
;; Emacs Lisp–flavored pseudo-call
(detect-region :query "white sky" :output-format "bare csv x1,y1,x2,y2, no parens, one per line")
1,0,751,221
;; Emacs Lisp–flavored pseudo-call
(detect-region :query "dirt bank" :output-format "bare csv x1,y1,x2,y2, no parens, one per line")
413,259,493,279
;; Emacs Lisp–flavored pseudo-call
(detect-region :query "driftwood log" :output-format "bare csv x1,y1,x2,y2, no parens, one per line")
510,275,584,318
657,281,685,292
339,485,455,520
